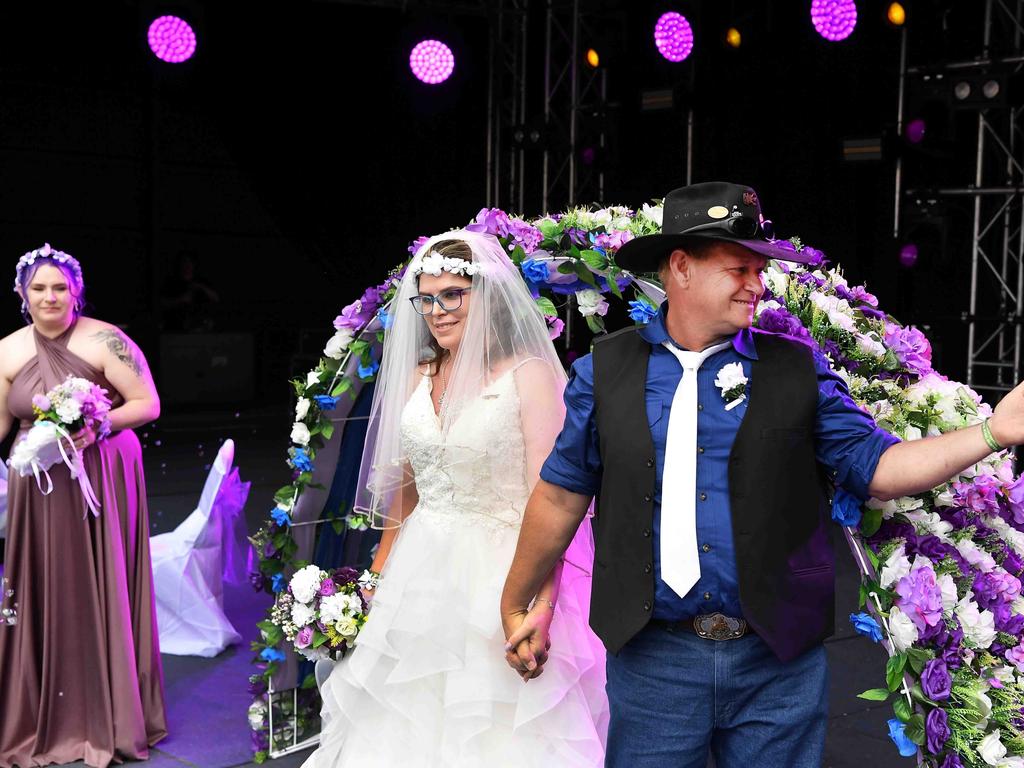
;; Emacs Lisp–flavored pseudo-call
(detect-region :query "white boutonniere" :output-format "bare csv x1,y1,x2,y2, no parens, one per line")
714,362,748,411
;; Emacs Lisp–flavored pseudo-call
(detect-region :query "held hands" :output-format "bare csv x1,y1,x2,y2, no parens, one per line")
502,601,554,682
69,424,97,453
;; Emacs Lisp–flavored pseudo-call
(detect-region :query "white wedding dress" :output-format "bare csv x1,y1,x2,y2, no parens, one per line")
305,370,607,768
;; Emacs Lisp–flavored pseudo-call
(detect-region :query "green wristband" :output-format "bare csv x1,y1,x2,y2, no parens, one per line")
982,419,1004,453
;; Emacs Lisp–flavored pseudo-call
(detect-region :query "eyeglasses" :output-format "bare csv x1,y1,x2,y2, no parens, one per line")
409,287,472,315
683,215,774,241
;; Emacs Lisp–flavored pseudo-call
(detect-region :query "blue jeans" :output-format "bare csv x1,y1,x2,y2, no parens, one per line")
605,624,828,768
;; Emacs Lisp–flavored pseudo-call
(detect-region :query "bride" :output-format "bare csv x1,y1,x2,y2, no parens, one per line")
303,231,607,767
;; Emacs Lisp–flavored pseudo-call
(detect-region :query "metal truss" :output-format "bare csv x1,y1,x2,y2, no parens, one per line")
485,0,529,211
897,0,1024,395
542,0,609,212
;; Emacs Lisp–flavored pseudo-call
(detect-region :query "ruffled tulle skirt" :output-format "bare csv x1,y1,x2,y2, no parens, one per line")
302,509,608,768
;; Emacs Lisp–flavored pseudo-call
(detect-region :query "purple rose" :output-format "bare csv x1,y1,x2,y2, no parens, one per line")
333,566,360,585
1006,475,1024,525
249,569,267,592
973,570,1022,608
849,285,879,306
895,566,944,631
31,394,52,411
248,676,268,696
757,307,811,342
251,728,269,752
939,754,964,768
912,535,954,563
1008,642,1024,672
319,578,337,596
884,323,933,376
925,707,951,754
295,626,314,649
465,207,511,237
953,477,1002,516
334,298,374,331
593,229,633,252
920,659,952,701
407,235,430,255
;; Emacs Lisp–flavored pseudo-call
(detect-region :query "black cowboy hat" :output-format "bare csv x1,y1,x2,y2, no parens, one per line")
615,181,821,273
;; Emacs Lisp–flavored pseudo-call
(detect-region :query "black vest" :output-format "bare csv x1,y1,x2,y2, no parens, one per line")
590,328,834,662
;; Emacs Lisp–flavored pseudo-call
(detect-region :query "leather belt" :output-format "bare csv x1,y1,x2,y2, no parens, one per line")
653,612,749,641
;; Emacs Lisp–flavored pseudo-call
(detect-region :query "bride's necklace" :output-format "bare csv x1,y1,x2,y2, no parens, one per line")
437,357,451,411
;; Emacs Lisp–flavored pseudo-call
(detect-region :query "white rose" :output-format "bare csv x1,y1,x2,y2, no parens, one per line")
887,606,919,652
335,615,359,639
879,545,912,589
938,574,959,616
575,289,609,318
979,730,1007,766
247,700,267,729
957,539,997,573
306,371,322,388
290,422,311,446
809,292,856,332
957,591,997,649
343,592,364,614
640,202,663,227
324,328,354,359
289,565,323,604
754,299,782,319
903,510,953,542
765,265,790,296
295,397,311,421
55,398,82,424
934,484,956,507
291,601,315,628
855,333,886,358
590,208,613,226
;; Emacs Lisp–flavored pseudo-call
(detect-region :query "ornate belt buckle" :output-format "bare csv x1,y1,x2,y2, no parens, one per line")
694,612,746,641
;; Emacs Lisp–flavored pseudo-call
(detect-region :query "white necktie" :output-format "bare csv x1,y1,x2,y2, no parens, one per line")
659,340,731,599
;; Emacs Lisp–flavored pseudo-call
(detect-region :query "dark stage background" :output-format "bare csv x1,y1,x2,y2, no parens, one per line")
0,1,1000,402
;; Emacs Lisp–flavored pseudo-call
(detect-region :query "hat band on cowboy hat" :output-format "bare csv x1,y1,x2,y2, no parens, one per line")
615,181,822,273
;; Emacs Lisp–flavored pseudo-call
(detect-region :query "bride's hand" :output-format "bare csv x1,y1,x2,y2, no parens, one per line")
69,424,97,452
503,603,553,682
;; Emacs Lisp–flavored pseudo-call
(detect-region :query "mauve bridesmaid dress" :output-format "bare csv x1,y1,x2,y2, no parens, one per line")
0,321,167,767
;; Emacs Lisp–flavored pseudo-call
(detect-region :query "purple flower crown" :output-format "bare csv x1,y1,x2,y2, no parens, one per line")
13,243,84,292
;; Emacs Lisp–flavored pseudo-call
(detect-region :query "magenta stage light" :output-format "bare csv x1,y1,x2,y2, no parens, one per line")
654,12,694,63
409,40,455,85
898,243,919,268
147,15,197,63
811,0,858,42
905,118,926,144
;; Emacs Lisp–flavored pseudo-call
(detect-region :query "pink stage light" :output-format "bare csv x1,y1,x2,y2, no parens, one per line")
654,12,694,63
905,118,926,144
811,0,858,42
898,243,919,268
409,40,455,85
147,15,197,63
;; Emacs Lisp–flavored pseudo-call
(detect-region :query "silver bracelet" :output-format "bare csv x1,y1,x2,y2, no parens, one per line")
531,597,555,611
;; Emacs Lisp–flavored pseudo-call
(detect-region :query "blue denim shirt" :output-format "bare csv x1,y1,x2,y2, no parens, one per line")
540,305,899,621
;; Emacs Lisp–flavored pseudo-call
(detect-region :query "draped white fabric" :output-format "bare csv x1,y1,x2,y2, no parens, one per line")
152,439,252,657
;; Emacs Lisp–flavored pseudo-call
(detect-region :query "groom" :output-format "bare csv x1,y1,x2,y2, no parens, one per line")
501,181,1024,767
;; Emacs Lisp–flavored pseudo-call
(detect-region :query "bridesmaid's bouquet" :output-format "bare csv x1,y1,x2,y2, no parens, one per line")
263,565,368,662
7,375,112,516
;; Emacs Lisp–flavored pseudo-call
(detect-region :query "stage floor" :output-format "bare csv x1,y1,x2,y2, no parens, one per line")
35,403,898,768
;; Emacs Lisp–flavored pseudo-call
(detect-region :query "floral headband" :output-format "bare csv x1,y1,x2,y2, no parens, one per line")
13,243,83,292
410,250,482,278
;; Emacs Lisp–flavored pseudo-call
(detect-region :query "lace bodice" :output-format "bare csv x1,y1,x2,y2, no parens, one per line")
400,370,530,535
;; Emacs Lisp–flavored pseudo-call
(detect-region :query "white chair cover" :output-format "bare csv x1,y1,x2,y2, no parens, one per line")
152,439,251,657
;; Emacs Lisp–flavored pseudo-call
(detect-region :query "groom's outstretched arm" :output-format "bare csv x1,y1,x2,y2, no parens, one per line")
501,480,591,671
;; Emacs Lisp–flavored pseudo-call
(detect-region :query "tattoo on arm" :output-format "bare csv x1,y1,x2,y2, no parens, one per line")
92,330,144,376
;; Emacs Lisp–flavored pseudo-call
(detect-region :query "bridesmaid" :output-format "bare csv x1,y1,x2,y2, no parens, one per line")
0,245,168,768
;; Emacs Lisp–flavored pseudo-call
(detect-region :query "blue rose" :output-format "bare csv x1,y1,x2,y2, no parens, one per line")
831,488,863,527
270,507,292,528
259,647,286,663
849,612,883,643
290,448,313,473
270,573,287,593
627,299,658,325
313,394,339,411
887,718,917,758
358,357,380,380
521,258,550,285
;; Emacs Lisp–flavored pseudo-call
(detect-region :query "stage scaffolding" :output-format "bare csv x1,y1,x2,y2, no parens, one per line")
897,0,1024,396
